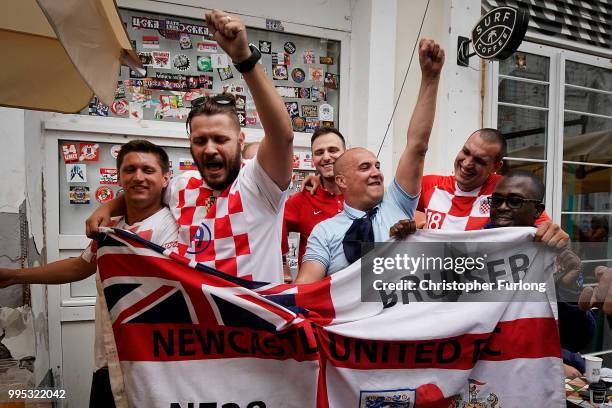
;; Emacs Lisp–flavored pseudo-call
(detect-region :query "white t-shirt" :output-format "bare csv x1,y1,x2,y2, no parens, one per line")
165,158,288,283
81,207,178,369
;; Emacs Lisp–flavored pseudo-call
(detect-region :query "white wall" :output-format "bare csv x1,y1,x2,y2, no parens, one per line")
393,0,482,176
0,108,26,213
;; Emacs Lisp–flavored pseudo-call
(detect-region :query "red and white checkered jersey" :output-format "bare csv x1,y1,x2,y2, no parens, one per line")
418,173,500,231
80,207,178,371
418,174,549,231
167,158,287,283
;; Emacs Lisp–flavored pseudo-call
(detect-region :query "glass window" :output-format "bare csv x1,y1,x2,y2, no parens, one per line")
80,9,342,133
562,164,612,213
498,79,548,108
497,105,547,159
499,52,549,82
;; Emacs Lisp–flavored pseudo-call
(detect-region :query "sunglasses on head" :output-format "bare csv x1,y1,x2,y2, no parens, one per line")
190,94,235,109
487,195,541,209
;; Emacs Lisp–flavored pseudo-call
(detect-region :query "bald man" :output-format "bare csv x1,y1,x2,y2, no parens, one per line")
295,39,444,283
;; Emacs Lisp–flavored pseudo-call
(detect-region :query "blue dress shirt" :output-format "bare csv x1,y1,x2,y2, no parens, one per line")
302,178,419,275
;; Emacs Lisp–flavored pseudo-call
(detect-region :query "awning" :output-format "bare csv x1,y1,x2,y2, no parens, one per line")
0,0,142,113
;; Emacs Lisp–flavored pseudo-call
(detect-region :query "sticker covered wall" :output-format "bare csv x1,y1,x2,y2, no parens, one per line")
78,8,341,132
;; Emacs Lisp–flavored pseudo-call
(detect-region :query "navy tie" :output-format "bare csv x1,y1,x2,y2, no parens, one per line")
342,207,379,264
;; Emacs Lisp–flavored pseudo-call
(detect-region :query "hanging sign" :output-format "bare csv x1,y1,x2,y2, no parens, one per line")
471,6,529,60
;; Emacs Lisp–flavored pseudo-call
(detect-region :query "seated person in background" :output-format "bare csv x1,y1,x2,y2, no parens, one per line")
0,140,178,408
295,38,444,283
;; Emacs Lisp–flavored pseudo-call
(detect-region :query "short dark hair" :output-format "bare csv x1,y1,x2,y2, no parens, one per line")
116,139,170,173
474,128,507,162
311,127,346,147
186,93,240,134
503,169,545,201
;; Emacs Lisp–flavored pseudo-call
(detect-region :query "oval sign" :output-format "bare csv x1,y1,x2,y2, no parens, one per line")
471,6,529,60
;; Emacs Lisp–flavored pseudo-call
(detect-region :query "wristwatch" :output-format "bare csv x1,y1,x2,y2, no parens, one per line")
234,44,261,73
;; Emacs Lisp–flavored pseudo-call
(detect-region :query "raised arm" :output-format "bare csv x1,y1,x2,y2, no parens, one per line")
395,39,444,195
206,10,294,190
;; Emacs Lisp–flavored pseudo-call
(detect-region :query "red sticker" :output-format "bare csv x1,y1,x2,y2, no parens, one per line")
100,168,118,185
79,143,100,161
111,99,129,116
95,186,114,203
61,144,79,163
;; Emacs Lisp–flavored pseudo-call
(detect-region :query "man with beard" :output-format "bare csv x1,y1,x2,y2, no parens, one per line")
87,10,294,283
282,128,346,268
294,38,444,282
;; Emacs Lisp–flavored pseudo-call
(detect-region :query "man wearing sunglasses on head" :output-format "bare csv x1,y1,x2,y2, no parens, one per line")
86,10,294,283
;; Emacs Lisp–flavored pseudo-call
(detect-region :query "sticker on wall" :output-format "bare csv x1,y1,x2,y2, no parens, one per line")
110,145,122,159
272,52,290,66
115,82,126,99
245,114,257,125
69,186,90,204
319,56,334,65
303,49,315,64
197,55,213,72
152,51,171,69
111,99,129,116
322,120,334,128
291,68,305,83
309,67,323,82
173,54,191,71
259,40,271,54
310,86,326,102
142,35,160,49
324,72,339,89
305,118,320,133
66,163,87,183
61,144,79,163
129,102,144,121
217,66,234,81
299,151,314,169
292,154,300,169
299,87,310,99
79,143,100,161
179,33,193,50
275,86,298,98
179,158,198,171
283,41,296,54
272,64,288,80
99,168,118,185
129,66,147,79
301,105,318,118
137,52,153,67
95,186,114,203
285,102,299,118
319,103,334,121
235,94,246,110
292,117,306,132
211,54,229,69
197,40,218,53
199,74,213,89
88,97,109,116
236,109,246,127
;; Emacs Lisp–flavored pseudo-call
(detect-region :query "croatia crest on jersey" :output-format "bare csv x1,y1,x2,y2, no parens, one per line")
478,196,491,215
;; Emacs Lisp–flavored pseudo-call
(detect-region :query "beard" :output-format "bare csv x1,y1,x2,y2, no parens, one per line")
191,146,242,191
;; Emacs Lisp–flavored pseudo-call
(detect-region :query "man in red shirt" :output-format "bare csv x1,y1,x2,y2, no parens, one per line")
283,128,346,268
419,128,551,231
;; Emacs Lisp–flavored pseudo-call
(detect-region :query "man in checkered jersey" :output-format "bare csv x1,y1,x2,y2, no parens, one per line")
87,10,294,283
419,128,567,241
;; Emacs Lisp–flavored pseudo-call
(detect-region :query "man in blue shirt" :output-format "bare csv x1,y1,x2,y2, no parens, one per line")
295,38,444,282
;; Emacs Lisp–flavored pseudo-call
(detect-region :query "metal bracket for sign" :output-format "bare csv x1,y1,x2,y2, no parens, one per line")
457,36,476,67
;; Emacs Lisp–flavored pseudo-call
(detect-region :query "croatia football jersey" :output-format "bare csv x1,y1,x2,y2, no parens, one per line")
166,158,287,283
418,174,549,231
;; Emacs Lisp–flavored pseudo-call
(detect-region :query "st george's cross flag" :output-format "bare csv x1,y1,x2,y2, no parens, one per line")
96,227,565,408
